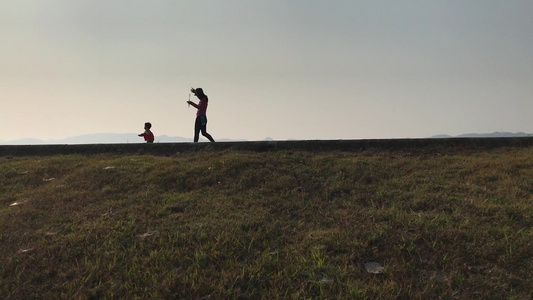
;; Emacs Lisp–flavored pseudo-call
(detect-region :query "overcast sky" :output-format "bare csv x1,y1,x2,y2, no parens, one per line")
2,0,532,142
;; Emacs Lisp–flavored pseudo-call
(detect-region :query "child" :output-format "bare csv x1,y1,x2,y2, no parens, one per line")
138,122,154,143
187,87,215,143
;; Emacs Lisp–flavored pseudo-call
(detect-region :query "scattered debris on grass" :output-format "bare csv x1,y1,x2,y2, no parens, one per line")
318,276,334,284
137,231,159,239
9,201,27,207
365,262,384,274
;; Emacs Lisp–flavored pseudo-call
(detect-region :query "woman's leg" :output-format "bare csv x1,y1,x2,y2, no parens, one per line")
201,127,215,142
200,116,215,142
194,116,201,142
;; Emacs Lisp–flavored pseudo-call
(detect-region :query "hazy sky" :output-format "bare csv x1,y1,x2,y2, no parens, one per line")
2,0,532,141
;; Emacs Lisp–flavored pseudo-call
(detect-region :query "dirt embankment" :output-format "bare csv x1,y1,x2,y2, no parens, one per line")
1,137,532,157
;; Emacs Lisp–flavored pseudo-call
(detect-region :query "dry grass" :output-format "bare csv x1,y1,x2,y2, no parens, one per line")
1,147,532,299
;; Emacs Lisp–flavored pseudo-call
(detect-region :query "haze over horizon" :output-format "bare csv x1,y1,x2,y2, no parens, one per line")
1,131,532,146
2,1,532,142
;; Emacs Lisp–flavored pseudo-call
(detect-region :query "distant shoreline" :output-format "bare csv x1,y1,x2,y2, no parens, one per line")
1,137,532,157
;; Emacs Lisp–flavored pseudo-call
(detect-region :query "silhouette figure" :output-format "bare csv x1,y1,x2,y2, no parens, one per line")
187,87,215,143
138,122,154,143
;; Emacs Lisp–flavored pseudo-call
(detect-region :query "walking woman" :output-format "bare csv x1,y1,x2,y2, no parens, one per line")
187,87,215,142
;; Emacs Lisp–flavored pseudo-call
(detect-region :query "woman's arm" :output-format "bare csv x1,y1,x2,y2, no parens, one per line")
187,101,200,109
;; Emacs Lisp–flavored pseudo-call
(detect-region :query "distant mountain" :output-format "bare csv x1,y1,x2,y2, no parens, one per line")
431,132,532,138
3,132,531,145
430,134,453,138
1,138,47,145
0,133,245,145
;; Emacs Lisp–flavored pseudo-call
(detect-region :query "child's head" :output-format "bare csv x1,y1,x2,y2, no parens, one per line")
144,122,152,130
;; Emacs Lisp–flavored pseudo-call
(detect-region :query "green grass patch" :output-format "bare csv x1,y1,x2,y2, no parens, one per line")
1,148,532,299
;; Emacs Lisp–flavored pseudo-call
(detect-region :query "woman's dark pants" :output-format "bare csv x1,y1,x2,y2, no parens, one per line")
194,115,215,143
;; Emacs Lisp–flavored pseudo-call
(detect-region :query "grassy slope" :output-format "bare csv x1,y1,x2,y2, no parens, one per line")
0,147,532,299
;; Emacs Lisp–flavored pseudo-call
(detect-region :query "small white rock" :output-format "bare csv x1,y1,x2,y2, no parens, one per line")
365,262,384,274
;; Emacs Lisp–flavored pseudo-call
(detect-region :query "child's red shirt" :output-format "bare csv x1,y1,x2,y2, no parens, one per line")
140,130,154,142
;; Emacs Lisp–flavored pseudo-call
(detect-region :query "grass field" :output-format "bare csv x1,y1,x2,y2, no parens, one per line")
1,145,532,299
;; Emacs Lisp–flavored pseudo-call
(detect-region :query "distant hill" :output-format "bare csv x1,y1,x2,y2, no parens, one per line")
2,132,531,145
0,133,283,145
431,132,532,138
0,133,244,145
